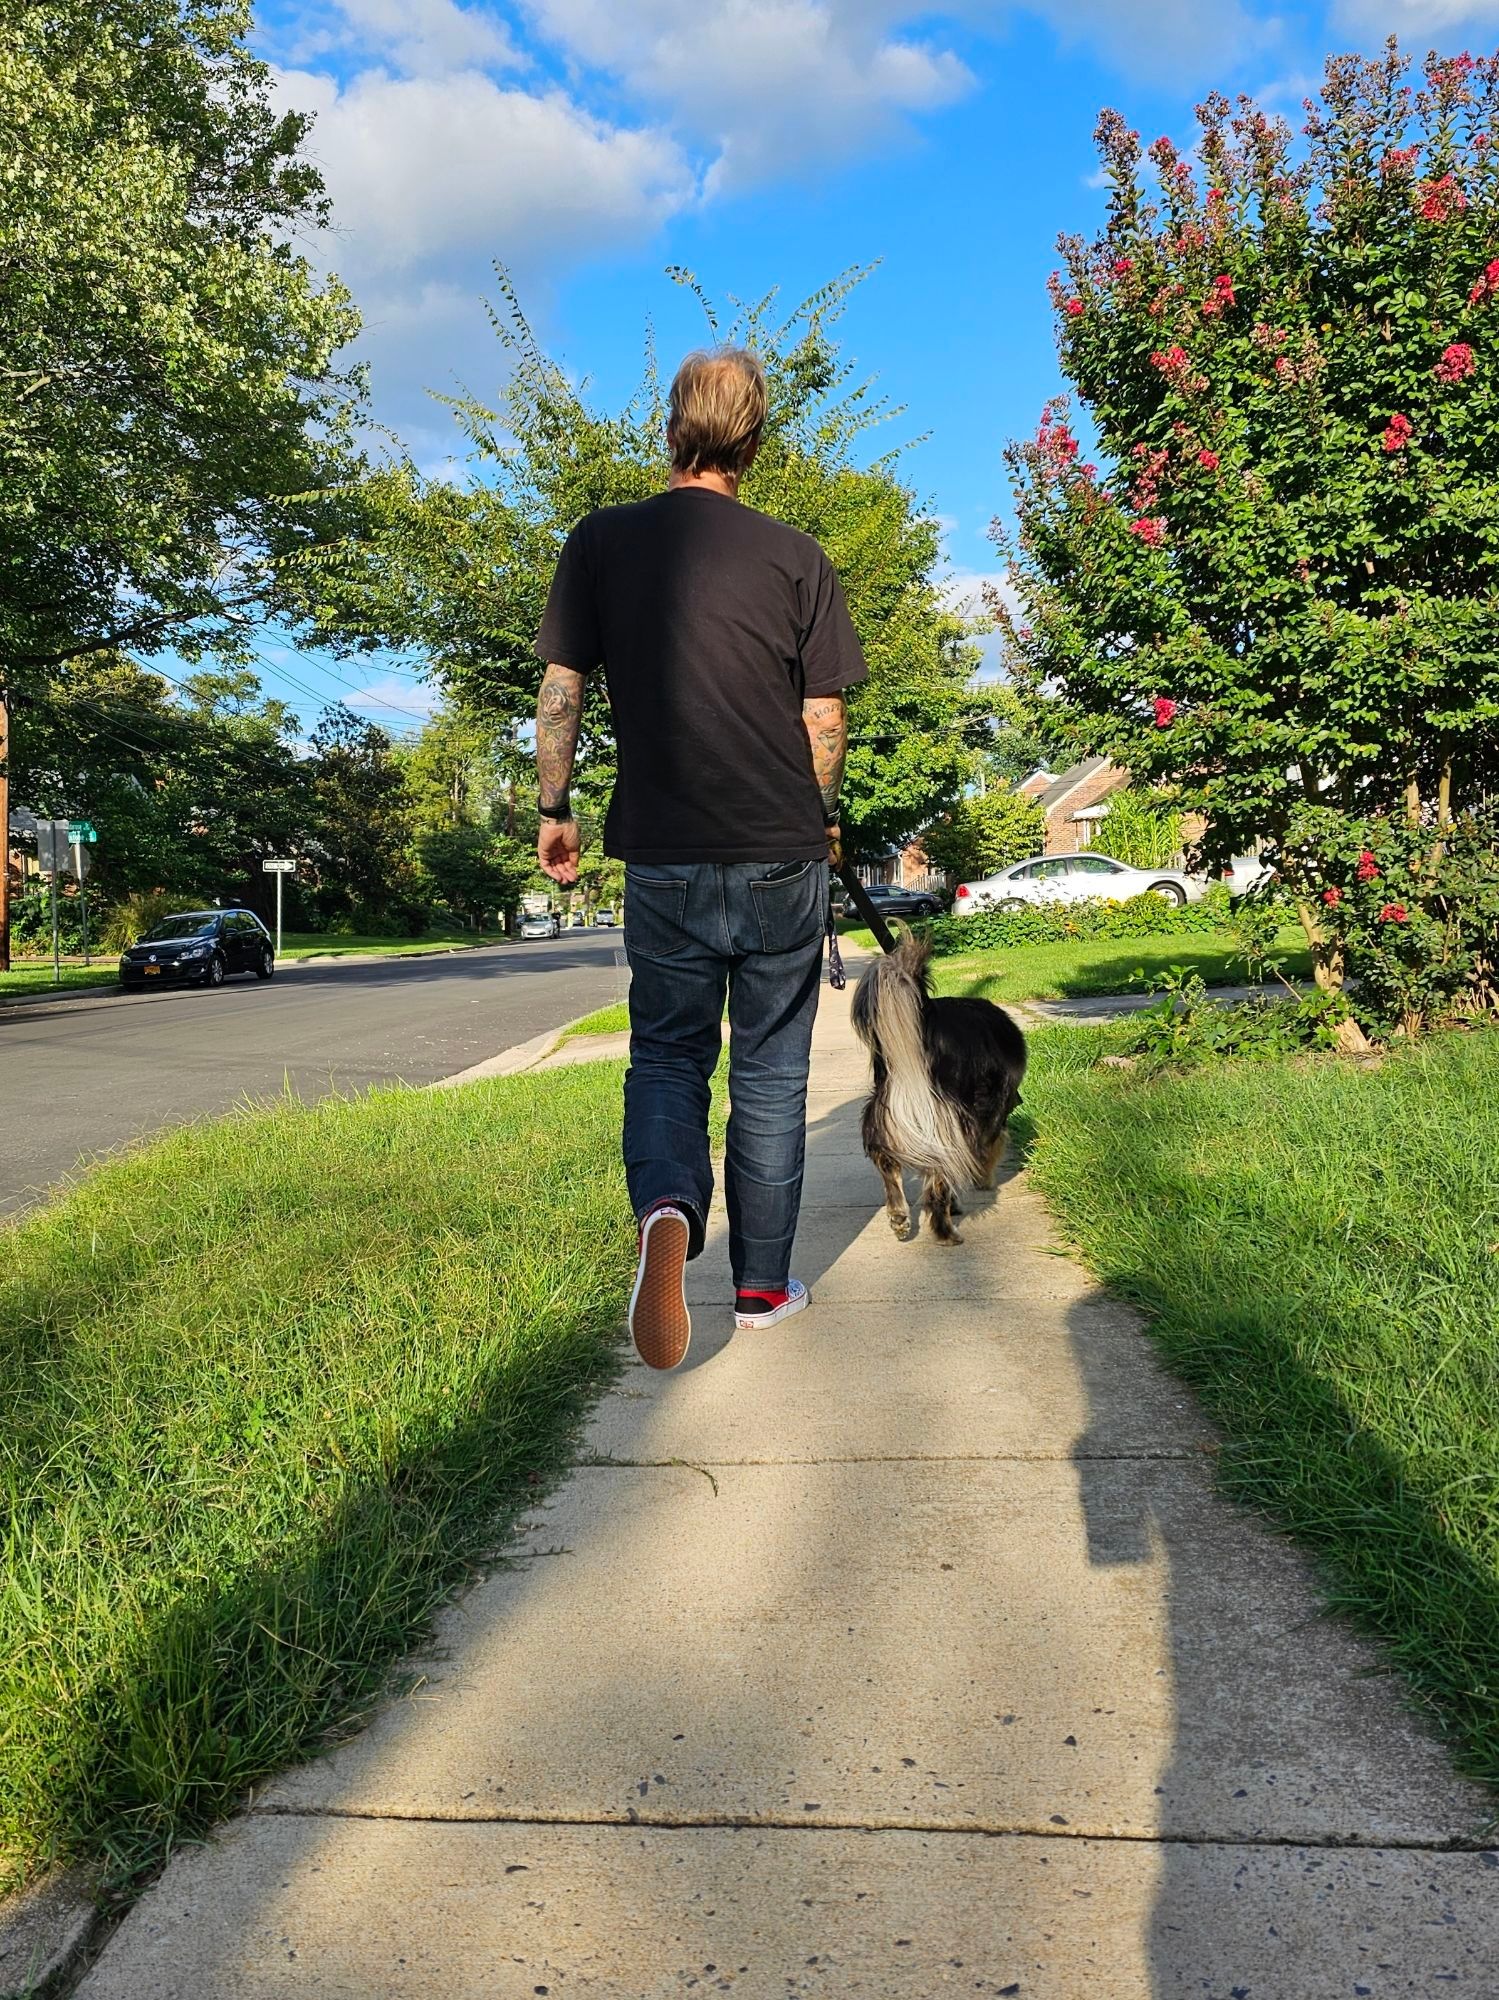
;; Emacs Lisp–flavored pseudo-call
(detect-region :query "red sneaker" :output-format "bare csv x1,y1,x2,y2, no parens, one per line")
733,1279,810,1330
629,1204,692,1370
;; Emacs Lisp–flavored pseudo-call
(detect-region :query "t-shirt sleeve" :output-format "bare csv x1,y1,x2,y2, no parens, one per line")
535,521,601,672
799,553,869,697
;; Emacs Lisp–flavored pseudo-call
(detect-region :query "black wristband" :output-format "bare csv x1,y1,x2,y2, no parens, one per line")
823,809,841,827
537,801,574,822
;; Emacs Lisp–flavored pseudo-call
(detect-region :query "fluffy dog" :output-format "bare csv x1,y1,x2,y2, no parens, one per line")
851,930,1028,1244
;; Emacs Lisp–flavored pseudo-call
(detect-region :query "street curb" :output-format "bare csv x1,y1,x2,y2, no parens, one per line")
0,1866,98,2000
428,1021,575,1090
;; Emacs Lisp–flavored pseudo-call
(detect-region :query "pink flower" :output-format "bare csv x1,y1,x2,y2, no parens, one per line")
1207,186,1226,206
1201,273,1237,318
1380,144,1421,176
1150,345,1191,376
1469,258,1499,305
1130,517,1168,547
1356,850,1379,884
1111,256,1135,276
1436,342,1476,384
1197,449,1220,470
1378,903,1408,925
1322,886,1343,908
1152,695,1178,727
1418,172,1467,222
1382,412,1414,453
1274,354,1293,378
1064,297,1085,318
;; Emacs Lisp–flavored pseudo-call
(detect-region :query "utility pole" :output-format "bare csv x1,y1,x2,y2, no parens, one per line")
0,685,9,973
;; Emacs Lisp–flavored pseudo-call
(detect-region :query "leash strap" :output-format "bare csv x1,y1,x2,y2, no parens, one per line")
834,862,900,955
826,910,846,990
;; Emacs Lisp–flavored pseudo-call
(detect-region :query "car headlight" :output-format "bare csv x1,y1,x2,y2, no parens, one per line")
182,944,210,959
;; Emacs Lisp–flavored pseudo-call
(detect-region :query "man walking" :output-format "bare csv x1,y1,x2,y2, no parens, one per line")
534,346,867,1370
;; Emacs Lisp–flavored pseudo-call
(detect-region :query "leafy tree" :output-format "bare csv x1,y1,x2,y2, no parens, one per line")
396,708,508,838
921,790,1044,882
417,824,531,928
0,0,363,686
304,708,421,927
998,45,1499,1032
296,270,991,853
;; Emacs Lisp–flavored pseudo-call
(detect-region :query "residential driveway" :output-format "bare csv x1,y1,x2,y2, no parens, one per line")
0,933,629,1215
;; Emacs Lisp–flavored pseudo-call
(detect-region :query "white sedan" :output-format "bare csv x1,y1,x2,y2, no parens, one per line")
953,851,1205,913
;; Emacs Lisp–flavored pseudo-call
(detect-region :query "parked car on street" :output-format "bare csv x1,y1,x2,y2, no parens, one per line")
1216,854,1275,895
835,880,944,922
517,910,561,940
592,907,617,927
119,909,274,989
954,852,1204,914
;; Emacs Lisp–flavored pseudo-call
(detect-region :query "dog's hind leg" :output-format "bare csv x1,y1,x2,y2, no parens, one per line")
923,1176,964,1246
870,1146,911,1238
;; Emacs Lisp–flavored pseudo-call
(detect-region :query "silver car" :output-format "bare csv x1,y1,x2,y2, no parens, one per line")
954,852,1204,914
518,910,560,940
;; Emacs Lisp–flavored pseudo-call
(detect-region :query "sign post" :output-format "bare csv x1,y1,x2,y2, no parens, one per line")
36,819,72,984
262,858,295,954
68,821,97,965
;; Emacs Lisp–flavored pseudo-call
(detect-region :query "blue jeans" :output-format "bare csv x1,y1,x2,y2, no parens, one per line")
623,859,829,1292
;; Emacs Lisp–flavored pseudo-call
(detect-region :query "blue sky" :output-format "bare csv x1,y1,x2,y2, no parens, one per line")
237,0,1499,729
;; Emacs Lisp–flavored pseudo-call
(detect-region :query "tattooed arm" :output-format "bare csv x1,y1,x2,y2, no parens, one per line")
536,663,585,883
803,694,847,865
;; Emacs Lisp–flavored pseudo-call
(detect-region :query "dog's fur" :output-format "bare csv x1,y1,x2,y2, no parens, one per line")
851,931,1028,1244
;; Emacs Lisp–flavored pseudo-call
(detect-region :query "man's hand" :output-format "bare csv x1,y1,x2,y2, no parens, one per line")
826,821,843,870
538,817,581,884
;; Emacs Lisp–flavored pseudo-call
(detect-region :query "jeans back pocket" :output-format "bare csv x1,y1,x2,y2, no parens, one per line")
749,859,827,956
624,868,690,959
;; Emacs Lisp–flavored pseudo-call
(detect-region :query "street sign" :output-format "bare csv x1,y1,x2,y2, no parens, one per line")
36,819,72,873
262,858,295,875
68,820,97,844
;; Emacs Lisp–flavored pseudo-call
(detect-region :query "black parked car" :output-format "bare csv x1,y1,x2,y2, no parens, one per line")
834,880,944,922
119,909,275,990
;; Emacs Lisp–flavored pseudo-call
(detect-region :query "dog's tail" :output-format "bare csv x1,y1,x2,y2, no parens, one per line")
851,931,982,1186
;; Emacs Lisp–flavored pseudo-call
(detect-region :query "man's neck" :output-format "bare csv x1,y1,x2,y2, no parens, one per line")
667,467,739,499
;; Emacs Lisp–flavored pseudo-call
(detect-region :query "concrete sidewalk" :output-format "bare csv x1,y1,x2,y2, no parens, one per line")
78,977,1497,1997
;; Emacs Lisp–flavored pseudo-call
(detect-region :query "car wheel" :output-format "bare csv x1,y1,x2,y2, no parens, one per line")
205,954,226,988
1147,880,1187,906
254,948,274,980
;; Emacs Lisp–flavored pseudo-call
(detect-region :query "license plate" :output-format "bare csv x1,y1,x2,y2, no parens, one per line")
144,965,161,976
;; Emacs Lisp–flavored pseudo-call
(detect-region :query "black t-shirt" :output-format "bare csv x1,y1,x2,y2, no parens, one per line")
535,487,868,863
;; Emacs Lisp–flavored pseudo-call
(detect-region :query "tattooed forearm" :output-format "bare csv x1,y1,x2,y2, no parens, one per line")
802,694,847,818
536,664,585,815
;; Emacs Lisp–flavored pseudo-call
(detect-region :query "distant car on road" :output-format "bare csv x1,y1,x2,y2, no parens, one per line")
119,909,274,989
592,908,617,927
954,852,1203,914
517,910,561,940
836,880,944,922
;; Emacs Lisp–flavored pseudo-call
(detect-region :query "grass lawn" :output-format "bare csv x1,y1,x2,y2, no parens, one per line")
0,963,119,1000
278,928,505,960
1021,1023,1499,1786
922,927,1313,1005
1,1061,634,1894
560,1001,631,1040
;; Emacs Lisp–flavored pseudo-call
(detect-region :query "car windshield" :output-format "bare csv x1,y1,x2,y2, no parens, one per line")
140,915,217,941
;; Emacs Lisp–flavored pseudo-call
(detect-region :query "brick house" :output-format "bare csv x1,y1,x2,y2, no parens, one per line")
1023,757,1131,855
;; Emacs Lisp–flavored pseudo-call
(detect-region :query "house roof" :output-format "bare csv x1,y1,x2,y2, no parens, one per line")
1033,756,1117,816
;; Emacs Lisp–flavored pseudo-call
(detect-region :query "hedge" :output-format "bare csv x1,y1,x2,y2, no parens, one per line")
921,889,1231,956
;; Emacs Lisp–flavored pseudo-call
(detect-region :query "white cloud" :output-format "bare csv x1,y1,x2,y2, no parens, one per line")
1019,0,1277,81
280,67,693,275
1332,0,1499,33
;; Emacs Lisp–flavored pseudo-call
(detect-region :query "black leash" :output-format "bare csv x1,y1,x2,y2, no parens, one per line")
827,861,899,989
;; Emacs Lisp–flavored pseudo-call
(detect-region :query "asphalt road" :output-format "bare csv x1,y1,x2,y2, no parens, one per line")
0,931,630,1215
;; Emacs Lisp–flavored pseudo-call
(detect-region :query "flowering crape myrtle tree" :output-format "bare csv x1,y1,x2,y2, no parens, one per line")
997,45,1499,1040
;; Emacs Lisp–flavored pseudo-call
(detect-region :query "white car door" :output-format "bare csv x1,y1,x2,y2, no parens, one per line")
1064,854,1134,902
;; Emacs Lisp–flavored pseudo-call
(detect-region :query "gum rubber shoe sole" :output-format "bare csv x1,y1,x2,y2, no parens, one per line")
629,1208,692,1370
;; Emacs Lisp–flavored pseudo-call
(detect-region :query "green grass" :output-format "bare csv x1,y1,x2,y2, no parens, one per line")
559,1001,631,1040
1021,1024,1499,1786
0,964,120,1000
278,928,505,960
929,927,1313,1005
0,1062,634,1893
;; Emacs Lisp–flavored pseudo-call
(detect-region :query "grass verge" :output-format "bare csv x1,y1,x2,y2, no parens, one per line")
278,928,506,960
559,1001,631,1041
0,964,119,1000
1,1061,632,1894
928,928,1312,1005
1021,1023,1499,1786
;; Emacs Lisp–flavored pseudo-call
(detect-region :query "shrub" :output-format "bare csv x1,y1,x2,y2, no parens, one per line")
10,887,91,956
1093,789,1185,871
1122,967,1349,1069
923,888,1229,956
99,892,209,952
920,791,1044,883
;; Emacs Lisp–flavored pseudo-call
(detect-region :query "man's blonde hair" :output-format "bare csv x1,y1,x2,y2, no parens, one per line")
667,347,768,477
